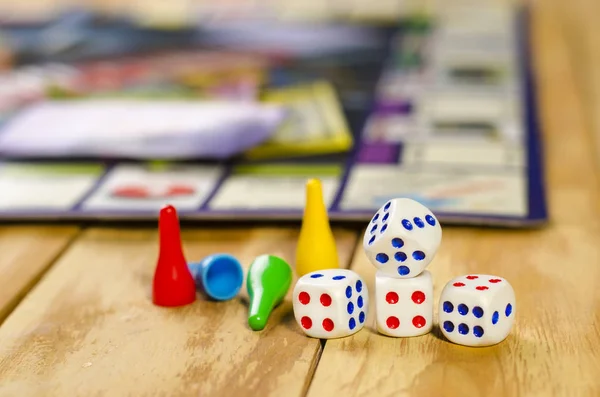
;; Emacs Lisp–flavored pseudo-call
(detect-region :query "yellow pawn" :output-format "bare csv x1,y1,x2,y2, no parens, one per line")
295,178,339,276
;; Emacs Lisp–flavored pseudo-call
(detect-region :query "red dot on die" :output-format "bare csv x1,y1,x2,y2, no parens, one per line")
298,292,310,305
476,286,489,291
411,291,426,304
386,291,399,304
386,316,400,329
301,316,312,329
466,275,479,280
412,315,426,328
320,294,332,306
489,278,502,283
453,282,465,287
322,318,334,331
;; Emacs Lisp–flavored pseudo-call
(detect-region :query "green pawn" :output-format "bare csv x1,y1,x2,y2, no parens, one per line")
247,254,293,331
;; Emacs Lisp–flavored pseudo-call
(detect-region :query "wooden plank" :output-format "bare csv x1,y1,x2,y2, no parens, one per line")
307,2,600,396
0,226,357,396
0,226,79,323
558,0,600,172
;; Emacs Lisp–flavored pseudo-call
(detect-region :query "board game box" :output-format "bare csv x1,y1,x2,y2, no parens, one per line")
0,5,547,227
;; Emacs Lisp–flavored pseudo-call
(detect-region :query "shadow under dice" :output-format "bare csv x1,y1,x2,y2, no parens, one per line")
439,274,516,347
293,269,368,339
363,198,442,278
375,270,433,337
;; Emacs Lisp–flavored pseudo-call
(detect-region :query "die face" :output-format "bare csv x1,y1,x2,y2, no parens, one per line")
293,269,369,339
363,198,442,278
439,274,515,347
296,269,360,287
375,270,433,337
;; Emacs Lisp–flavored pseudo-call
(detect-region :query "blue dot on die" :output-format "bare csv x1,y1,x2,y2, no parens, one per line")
473,326,484,338
505,303,513,317
332,275,346,280
349,318,356,330
443,321,454,332
347,302,354,314
458,323,469,335
412,251,425,260
356,280,363,292
346,286,352,298
414,217,425,228
368,236,375,245
473,306,484,318
376,253,389,263
402,219,413,230
458,304,469,315
398,266,410,276
443,301,454,313
359,311,365,323
391,238,404,248
394,252,407,262
310,274,323,278
381,224,388,232
370,224,377,234
425,214,436,226
382,213,389,222
357,296,364,308
492,311,499,324
372,213,379,222
384,202,391,211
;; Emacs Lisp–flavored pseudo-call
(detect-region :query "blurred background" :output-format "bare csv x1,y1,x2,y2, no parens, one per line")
0,0,547,227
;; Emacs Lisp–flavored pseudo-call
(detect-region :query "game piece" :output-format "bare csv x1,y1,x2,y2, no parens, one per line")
362,198,442,278
247,255,293,331
188,254,244,301
152,205,196,307
375,270,433,337
295,178,339,277
293,269,368,339
438,274,516,347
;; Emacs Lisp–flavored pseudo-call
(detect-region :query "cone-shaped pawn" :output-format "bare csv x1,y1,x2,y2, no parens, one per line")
247,255,292,331
295,178,339,277
153,205,196,307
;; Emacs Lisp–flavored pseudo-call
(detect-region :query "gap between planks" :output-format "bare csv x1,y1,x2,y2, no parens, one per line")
0,225,82,325
0,225,359,397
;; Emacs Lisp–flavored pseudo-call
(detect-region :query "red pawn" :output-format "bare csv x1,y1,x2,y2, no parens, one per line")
152,205,196,307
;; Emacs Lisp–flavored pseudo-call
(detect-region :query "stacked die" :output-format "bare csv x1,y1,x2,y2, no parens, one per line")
363,198,441,337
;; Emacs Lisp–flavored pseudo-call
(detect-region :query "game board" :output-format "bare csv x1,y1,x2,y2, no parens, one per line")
0,5,547,227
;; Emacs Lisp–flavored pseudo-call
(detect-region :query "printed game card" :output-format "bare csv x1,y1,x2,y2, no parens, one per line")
0,100,285,159
0,163,103,211
208,164,342,210
243,81,353,159
340,163,527,217
80,163,224,212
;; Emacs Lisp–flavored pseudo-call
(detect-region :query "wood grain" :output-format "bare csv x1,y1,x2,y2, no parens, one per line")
307,2,600,396
0,226,79,323
557,0,600,172
0,227,357,397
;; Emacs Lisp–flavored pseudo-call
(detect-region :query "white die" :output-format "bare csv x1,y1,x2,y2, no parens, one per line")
293,269,368,339
363,198,442,278
375,270,433,337
438,274,516,347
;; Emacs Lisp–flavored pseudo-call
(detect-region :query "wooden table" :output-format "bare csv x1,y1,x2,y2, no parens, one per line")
1,1,600,396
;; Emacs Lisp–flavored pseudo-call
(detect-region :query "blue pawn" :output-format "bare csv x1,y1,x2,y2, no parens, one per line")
188,254,244,301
